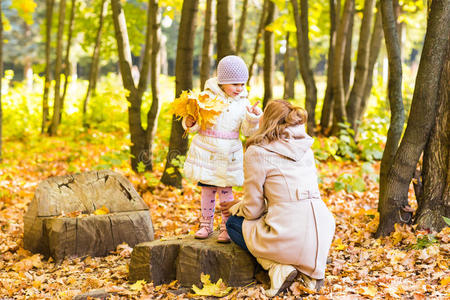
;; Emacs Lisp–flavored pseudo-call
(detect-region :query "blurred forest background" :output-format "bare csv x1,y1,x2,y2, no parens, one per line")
0,0,449,297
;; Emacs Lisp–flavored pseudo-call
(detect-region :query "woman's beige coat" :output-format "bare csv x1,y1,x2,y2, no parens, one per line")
231,125,335,279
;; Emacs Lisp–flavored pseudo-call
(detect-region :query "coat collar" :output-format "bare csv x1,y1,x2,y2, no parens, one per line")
260,125,314,161
204,77,248,100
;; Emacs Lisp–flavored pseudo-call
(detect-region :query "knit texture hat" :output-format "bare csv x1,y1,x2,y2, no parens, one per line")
217,55,249,84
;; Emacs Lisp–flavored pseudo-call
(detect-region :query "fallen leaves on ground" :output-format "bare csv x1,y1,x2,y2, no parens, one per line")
191,273,233,297
0,131,448,299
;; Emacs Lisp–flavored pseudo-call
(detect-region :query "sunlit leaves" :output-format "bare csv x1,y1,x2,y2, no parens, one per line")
191,273,233,297
10,0,36,25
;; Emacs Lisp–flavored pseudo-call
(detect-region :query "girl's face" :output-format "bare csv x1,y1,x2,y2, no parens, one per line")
221,83,245,98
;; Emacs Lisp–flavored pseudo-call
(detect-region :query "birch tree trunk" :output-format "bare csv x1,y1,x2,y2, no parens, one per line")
200,0,214,89
42,0,54,133
216,0,235,60
263,0,275,108
376,0,449,236
83,0,107,127
48,0,66,136
161,0,199,188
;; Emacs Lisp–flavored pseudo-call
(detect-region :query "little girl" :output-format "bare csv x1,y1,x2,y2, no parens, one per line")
183,55,262,243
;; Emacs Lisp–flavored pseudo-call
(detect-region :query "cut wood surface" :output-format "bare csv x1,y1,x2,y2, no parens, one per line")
23,170,154,261
129,233,257,287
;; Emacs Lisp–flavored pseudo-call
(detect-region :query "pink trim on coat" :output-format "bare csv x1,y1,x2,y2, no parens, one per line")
199,129,239,139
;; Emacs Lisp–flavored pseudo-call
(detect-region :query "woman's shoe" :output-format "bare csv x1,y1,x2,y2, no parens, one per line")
265,264,298,297
194,216,213,239
300,273,324,291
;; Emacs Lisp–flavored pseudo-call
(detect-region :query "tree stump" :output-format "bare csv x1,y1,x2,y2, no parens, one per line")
23,170,154,261
129,233,258,287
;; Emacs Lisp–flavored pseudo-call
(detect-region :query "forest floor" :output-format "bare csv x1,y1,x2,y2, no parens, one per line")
0,130,448,299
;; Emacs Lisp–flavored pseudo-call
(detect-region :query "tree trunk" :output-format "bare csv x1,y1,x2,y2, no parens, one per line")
359,8,383,122
291,0,318,135
83,0,107,127
330,0,354,135
376,0,449,236
320,0,339,135
0,2,3,161
146,0,162,169
343,5,354,96
416,48,449,232
248,0,268,84
111,0,154,172
346,0,376,131
216,0,235,60
42,0,54,133
283,33,296,100
236,0,248,54
262,0,275,108
200,0,214,90
161,0,199,188
48,0,66,136
378,0,405,206
60,0,76,122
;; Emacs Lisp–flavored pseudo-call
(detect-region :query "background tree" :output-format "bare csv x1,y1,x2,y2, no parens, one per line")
200,0,214,89
216,0,235,59
283,32,296,100
0,1,3,161
262,0,275,108
111,0,159,171
42,0,54,133
376,0,450,236
48,0,67,136
248,0,268,83
82,0,108,127
161,0,199,188
290,0,318,135
235,0,248,54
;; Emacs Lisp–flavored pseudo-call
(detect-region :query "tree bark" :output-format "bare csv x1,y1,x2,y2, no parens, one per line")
283,33,296,100
359,8,383,121
83,0,107,127
291,0,318,135
330,0,354,135
236,0,248,54
248,0,268,84
60,0,76,122
343,5,354,96
320,0,340,134
146,0,162,169
416,48,449,232
216,0,235,60
200,0,214,90
48,0,66,136
378,0,405,206
346,0,376,131
0,2,3,161
161,0,199,188
263,0,276,108
111,0,155,172
42,0,54,133
376,0,450,236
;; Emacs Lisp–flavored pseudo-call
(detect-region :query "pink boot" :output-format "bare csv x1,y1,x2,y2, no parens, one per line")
195,216,214,239
217,216,230,243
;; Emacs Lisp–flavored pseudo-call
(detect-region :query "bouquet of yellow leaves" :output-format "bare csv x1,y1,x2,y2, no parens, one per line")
171,90,227,131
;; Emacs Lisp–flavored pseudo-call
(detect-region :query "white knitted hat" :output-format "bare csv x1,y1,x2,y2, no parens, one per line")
217,55,249,84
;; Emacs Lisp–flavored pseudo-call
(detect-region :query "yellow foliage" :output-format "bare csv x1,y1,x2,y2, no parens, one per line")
130,280,147,291
93,205,109,215
170,90,226,131
191,273,232,297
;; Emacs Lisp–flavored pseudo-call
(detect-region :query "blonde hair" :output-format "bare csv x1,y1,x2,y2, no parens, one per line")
246,99,307,147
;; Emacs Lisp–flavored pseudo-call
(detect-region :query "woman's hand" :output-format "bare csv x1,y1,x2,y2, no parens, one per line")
247,101,261,116
185,115,196,128
220,199,240,217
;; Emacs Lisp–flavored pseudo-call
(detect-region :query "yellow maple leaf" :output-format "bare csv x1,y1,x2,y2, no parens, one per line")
130,280,146,291
93,205,109,215
358,285,377,297
333,238,347,251
440,276,450,286
191,273,233,297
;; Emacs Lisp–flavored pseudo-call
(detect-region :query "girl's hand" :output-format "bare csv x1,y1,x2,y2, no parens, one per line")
185,115,196,128
247,101,261,115
220,200,240,217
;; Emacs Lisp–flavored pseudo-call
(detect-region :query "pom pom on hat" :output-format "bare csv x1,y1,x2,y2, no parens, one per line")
217,55,249,84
